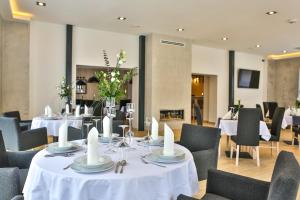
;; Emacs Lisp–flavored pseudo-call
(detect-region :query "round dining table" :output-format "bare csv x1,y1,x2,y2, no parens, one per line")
23,140,199,200
31,116,83,136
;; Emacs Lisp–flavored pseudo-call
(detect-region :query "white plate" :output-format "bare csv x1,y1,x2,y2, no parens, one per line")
46,142,81,154
145,149,185,163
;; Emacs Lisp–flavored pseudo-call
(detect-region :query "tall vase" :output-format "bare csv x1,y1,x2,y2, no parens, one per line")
106,97,116,135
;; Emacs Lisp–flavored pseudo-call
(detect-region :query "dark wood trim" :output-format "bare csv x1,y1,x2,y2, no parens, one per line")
229,50,235,109
138,36,146,131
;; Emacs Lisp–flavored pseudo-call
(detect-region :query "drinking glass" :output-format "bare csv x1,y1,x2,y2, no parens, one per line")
125,103,135,151
144,117,151,141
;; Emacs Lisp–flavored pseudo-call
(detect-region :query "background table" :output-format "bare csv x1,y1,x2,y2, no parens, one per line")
219,120,271,141
31,117,83,136
23,140,199,200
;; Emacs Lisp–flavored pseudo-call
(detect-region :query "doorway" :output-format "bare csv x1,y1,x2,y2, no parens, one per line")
191,74,217,124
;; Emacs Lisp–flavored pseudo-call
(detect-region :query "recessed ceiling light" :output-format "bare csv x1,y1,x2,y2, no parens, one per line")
266,11,277,15
176,28,184,32
287,19,298,24
256,44,261,48
36,1,46,6
222,37,228,41
117,16,127,21
283,50,287,53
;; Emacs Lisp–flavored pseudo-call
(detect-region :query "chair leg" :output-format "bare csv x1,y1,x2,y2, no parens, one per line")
276,142,279,155
235,145,240,166
256,146,260,167
218,143,221,158
252,147,256,159
230,144,233,159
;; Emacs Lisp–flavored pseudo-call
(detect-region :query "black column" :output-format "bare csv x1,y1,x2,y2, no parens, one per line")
229,50,235,109
66,25,73,92
138,36,146,131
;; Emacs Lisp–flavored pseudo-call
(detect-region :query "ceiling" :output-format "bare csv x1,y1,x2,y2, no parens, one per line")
1,0,300,56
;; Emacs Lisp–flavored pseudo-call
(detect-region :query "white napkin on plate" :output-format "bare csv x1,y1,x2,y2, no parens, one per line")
65,104,70,114
233,111,239,120
75,105,80,117
84,105,89,115
103,116,110,138
222,111,232,120
87,127,101,165
151,117,159,140
46,105,52,117
285,108,291,116
163,123,174,156
58,121,68,147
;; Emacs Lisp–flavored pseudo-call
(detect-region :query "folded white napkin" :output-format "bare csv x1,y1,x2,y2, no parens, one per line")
75,105,80,117
44,105,49,116
46,106,52,117
222,111,232,120
84,105,89,115
163,123,174,156
87,127,101,165
285,108,291,116
151,117,159,140
103,116,110,138
266,110,269,118
58,121,68,147
65,104,70,114
233,111,239,120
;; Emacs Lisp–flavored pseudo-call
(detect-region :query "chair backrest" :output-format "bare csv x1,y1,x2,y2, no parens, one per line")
180,123,220,152
194,104,203,126
0,117,21,151
0,131,9,167
268,102,278,119
236,108,260,146
263,102,269,117
3,111,21,122
292,116,300,126
268,151,300,200
270,107,285,141
256,104,264,121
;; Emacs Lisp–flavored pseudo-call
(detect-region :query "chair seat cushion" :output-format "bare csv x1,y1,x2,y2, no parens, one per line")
19,169,28,190
201,193,231,200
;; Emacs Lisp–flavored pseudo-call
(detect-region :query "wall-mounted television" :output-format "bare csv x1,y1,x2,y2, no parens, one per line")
238,69,260,89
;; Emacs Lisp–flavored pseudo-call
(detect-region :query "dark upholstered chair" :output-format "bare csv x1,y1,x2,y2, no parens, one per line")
194,104,203,126
260,107,285,154
292,116,300,147
256,104,264,121
230,108,260,166
0,117,47,151
268,102,278,120
177,151,300,200
0,131,38,200
177,124,220,181
3,111,32,131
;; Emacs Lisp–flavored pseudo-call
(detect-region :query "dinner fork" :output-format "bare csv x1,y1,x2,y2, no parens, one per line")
140,156,166,168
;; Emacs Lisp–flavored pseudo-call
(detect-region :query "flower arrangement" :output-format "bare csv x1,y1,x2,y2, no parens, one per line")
96,50,137,101
57,77,72,101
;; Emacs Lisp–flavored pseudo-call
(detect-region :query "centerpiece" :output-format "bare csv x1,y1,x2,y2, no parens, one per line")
57,77,73,113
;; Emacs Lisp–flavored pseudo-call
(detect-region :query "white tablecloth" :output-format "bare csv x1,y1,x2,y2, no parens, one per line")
23,140,199,200
282,115,293,129
31,117,83,136
219,120,271,141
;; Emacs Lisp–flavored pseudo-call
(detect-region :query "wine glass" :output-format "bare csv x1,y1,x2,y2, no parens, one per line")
144,117,151,141
118,125,129,148
92,118,101,132
125,103,135,151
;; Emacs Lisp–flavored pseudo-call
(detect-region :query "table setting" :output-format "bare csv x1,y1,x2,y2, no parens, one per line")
23,120,199,200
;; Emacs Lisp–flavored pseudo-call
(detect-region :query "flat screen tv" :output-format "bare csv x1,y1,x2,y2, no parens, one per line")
238,69,260,89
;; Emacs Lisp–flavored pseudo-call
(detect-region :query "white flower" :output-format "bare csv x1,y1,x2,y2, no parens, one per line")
111,77,115,82
103,73,107,77
118,60,123,64
111,72,115,77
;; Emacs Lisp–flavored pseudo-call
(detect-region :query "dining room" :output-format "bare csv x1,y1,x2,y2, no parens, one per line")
0,0,300,200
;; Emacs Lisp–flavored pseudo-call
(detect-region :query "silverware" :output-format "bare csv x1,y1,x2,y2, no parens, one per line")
120,160,127,174
44,153,74,157
63,163,72,170
115,161,121,173
140,156,166,168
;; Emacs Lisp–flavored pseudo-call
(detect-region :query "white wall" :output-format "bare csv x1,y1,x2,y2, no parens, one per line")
192,45,267,121
29,21,66,117
192,45,228,121
234,52,267,108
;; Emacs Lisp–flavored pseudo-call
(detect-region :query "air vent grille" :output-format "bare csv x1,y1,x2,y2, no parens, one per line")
160,40,185,47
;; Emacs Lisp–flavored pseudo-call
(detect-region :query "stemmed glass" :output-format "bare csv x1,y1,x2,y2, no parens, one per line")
144,117,151,142
118,125,129,148
105,99,117,154
92,118,101,132
125,103,135,150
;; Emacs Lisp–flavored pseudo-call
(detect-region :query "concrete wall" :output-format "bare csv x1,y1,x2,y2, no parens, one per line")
267,57,300,107
145,33,192,129
1,20,29,119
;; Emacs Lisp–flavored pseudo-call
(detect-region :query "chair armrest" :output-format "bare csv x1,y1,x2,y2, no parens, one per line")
176,194,197,200
192,149,218,181
11,195,24,200
206,169,270,200
20,127,48,150
7,150,38,169
0,168,21,199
